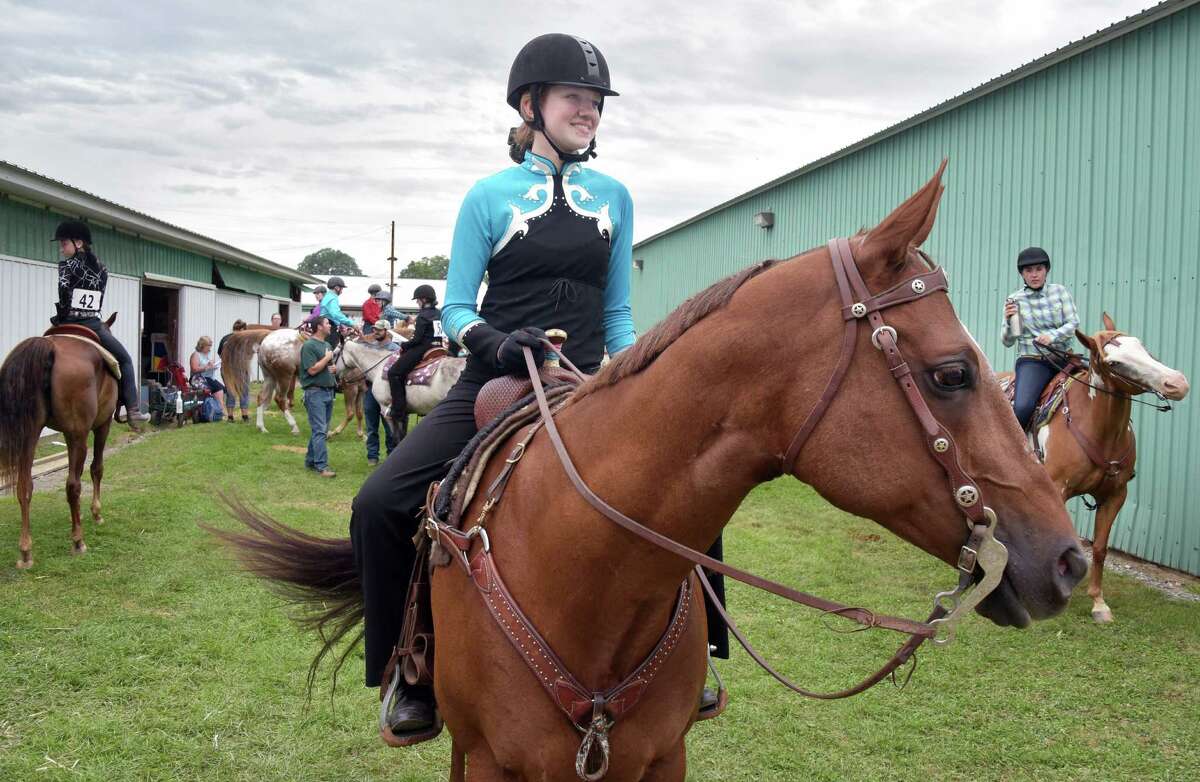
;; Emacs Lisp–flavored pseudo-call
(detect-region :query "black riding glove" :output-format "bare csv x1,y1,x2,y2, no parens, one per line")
461,324,546,374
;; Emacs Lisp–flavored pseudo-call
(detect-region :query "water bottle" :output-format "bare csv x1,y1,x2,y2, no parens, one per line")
1005,298,1022,341
175,391,184,416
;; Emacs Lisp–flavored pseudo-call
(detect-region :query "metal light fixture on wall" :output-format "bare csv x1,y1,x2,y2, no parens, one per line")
632,258,644,271
753,211,775,229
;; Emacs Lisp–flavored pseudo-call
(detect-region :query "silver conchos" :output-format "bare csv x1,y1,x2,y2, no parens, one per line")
932,437,950,453
911,279,926,294
955,485,980,507
851,302,867,318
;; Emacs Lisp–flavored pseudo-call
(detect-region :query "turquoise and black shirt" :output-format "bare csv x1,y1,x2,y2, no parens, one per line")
442,151,636,371
1002,282,1080,357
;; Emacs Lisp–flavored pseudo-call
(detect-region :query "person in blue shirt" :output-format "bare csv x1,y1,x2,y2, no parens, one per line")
373,289,407,327
320,276,359,348
349,33,646,742
1002,247,1080,433
363,320,401,466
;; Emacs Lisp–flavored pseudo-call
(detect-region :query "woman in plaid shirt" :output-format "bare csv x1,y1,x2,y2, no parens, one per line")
1002,246,1080,431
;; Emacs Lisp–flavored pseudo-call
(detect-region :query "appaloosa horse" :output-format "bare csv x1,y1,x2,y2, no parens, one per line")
1001,314,1189,623
215,165,1087,780
222,328,366,438
0,317,120,568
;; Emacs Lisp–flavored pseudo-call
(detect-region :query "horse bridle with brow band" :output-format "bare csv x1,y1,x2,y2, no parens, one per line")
515,236,1010,710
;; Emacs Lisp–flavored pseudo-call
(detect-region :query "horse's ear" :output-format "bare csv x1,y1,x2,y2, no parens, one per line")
859,159,948,271
1101,312,1116,332
1076,329,1098,355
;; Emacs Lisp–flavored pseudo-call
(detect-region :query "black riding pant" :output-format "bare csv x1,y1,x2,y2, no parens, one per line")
68,317,139,411
350,365,729,687
385,347,427,419
1012,356,1058,430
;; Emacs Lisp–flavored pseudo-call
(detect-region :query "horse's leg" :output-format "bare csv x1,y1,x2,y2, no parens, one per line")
449,739,466,782
281,375,300,435
463,742,511,782
1088,484,1127,623
328,382,351,438
89,419,111,526
643,742,687,782
15,441,36,569
355,383,366,441
64,432,88,555
257,375,274,433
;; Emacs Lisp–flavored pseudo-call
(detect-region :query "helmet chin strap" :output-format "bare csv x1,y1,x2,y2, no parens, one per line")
528,84,598,164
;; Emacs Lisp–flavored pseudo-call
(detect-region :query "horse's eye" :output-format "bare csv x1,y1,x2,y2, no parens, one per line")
932,365,970,390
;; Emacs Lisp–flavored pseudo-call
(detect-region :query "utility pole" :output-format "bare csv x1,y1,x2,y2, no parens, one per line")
388,220,397,297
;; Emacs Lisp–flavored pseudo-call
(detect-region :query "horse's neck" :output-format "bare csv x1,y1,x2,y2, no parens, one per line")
1075,370,1132,445
346,342,387,382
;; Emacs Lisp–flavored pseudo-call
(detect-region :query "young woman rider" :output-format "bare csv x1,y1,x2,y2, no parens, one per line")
348,33,655,741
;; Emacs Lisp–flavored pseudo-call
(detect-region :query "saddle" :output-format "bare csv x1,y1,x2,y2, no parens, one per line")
381,372,588,748
1000,357,1088,434
43,325,122,379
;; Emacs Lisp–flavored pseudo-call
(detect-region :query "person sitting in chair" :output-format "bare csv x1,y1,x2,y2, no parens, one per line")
385,284,443,427
1002,246,1080,433
189,336,227,412
50,220,146,429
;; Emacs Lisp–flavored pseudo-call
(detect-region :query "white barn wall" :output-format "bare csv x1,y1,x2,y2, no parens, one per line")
178,284,216,369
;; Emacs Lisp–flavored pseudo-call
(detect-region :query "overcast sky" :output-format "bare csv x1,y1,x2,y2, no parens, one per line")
1,0,1157,277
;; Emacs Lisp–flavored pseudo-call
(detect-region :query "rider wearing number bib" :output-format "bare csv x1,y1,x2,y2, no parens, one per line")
50,220,142,428
385,284,443,426
350,33,648,741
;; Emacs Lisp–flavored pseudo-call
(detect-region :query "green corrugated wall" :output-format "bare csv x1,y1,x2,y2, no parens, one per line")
631,4,1200,574
0,196,291,297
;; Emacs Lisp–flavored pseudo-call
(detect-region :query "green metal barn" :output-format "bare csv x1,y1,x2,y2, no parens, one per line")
630,0,1200,574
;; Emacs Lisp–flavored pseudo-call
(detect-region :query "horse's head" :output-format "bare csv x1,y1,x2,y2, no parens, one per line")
1075,314,1190,401
771,163,1085,628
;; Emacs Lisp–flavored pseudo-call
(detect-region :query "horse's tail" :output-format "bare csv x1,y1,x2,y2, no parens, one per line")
0,337,54,488
220,329,269,404
204,496,362,689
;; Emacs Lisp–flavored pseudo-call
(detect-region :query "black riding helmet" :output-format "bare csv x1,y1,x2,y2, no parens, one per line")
327,276,346,290
412,284,437,305
507,33,618,163
367,283,382,295
1017,246,1051,272
53,219,92,244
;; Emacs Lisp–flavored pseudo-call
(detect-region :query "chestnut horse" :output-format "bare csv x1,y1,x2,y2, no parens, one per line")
217,167,1086,780
1001,315,1189,623
0,317,120,568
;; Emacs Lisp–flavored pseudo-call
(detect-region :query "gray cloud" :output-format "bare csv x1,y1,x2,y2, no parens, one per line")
0,0,1156,266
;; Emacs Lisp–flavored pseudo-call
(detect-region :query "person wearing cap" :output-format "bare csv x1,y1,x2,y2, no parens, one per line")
362,283,383,328
49,220,146,428
1002,246,1080,432
349,33,650,741
363,319,401,466
320,276,358,349
300,285,326,331
373,289,406,326
384,284,444,427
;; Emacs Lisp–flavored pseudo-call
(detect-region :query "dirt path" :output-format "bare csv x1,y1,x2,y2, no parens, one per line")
1081,541,1200,602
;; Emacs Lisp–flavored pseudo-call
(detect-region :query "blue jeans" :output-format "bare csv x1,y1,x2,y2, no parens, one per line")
363,389,398,461
1012,356,1058,430
303,386,335,471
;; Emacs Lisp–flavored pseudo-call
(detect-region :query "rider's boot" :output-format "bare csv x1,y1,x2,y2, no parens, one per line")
696,647,728,721
381,683,439,746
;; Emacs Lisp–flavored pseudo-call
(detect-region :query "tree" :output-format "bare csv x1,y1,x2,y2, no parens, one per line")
398,254,449,280
298,248,362,276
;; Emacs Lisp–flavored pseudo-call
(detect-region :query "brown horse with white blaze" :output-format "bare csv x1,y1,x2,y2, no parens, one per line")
1023,314,1189,622
216,166,1086,780
0,317,120,569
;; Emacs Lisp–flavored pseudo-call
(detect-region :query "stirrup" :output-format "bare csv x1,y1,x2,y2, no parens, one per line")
378,662,443,748
696,649,729,722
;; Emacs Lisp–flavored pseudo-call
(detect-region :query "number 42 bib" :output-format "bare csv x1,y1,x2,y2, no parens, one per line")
70,288,101,312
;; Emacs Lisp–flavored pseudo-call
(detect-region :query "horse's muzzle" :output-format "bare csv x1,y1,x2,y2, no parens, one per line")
976,533,1086,627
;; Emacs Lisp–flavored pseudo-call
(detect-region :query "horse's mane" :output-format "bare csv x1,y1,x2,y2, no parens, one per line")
574,259,779,401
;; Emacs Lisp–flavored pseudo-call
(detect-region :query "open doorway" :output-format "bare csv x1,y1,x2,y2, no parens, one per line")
141,284,179,384
278,301,289,326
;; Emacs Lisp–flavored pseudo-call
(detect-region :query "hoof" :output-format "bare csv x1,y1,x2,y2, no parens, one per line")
72,542,88,556
16,554,33,570
94,516,104,526
1091,608,1114,624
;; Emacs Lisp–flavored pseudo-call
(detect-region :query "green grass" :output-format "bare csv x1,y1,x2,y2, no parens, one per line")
1,407,1197,781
